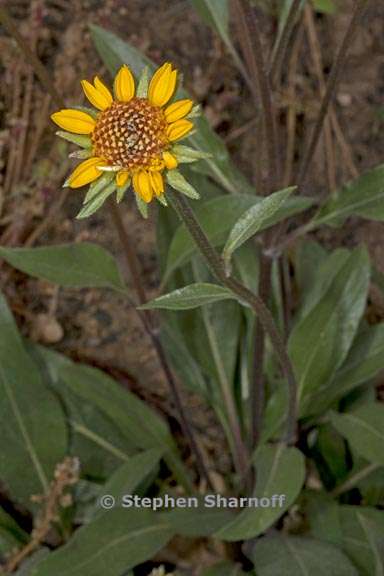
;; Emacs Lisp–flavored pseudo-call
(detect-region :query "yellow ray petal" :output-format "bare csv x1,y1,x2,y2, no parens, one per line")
150,171,164,197
132,171,153,203
81,78,112,111
114,65,135,102
167,119,193,142
164,99,193,123
116,170,130,187
162,151,178,170
51,109,96,134
148,63,178,107
68,157,105,188
94,76,113,104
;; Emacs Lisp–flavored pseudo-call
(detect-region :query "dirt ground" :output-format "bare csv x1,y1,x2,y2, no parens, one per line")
0,0,384,571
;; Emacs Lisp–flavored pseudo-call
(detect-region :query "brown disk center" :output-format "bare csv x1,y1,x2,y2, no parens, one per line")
92,98,168,170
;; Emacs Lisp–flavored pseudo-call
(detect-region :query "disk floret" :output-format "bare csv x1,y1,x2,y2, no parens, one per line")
51,62,209,218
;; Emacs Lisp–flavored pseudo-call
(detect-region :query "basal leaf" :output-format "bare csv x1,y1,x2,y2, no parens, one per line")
251,534,358,576
0,293,67,508
31,509,172,576
0,243,125,292
92,449,162,519
330,403,384,466
216,444,305,541
305,324,384,415
163,505,234,537
42,352,191,491
312,164,384,227
288,246,370,414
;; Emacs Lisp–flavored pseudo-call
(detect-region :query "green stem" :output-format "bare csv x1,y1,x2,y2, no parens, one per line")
169,190,298,444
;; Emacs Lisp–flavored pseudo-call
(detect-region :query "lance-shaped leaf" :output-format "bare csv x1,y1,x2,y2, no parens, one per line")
330,403,384,466
0,293,67,508
172,144,212,164
251,535,358,576
288,246,370,412
311,164,384,228
223,187,295,265
92,449,162,519
55,131,92,148
215,444,305,541
166,170,200,199
305,324,384,416
31,509,172,576
0,243,126,292
191,0,247,83
140,283,235,311
164,194,312,282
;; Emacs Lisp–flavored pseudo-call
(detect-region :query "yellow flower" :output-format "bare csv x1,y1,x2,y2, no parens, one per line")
51,62,196,206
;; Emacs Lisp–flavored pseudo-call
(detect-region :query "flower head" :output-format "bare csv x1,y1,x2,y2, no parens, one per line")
52,63,208,218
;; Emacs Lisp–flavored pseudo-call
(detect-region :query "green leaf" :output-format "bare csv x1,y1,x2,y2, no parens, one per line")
191,0,247,85
43,353,191,492
35,343,135,479
76,183,116,219
164,194,312,281
0,243,126,292
312,164,384,227
136,66,149,97
330,403,384,466
163,505,234,537
288,247,370,413
92,449,162,518
82,173,115,204
160,321,208,397
215,444,305,541
305,324,384,415
295,248,349,323
172,144,212,164
55,131,92,148
135,192,149,218
0,506,29,555
0,293,67,507
201,562,246,576
166,170,200,199
223,187,295,264
31,509,172,576
89,23,254,195
338,507,384,576
15,549,50,575
316,425,348,483
251,534,358,576
294,240,328,306
140,283,235,310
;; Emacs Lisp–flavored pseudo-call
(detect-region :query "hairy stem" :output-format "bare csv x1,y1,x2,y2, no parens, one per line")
298,0,369,185
108,202,213,490
270,0,303,85
169,190,298,444
232,0,279,190
232,0,286,457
